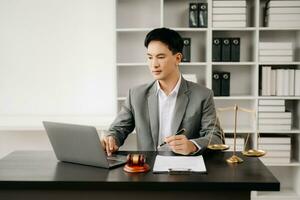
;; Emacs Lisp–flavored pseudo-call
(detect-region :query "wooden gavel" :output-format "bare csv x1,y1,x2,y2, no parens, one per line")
126,154,146,167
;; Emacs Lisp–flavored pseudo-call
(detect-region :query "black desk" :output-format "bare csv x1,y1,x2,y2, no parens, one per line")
0,151,279,200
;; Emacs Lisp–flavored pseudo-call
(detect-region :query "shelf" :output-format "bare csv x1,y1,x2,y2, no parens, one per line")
212,62,255,65
214,96,256,100
117,97,126,101
116,28,154,32
259,62,300,65
259,27,300,31
258,96,300,100
259,130,300,134
212,27,256,31
180,62,207,66
255,189,299,199
117,63,147,67
172,28,208,32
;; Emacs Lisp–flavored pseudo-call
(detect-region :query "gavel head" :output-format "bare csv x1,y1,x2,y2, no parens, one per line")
126,154,146,167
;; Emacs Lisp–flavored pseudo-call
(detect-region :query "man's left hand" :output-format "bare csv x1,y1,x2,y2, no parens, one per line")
164,135,198,155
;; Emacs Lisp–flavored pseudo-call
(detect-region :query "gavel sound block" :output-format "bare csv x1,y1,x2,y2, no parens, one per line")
123,154,150,173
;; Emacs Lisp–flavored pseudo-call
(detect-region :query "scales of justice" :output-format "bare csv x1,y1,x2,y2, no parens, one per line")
207,104,266,164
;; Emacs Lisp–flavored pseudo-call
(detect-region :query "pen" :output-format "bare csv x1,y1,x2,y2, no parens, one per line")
159,128,186,147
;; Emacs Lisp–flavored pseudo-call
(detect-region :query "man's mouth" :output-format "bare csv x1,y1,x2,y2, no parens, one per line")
152,70,162,75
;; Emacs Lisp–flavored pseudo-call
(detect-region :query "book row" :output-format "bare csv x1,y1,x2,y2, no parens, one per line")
264,0,300,28
212,0,247,28
212,38,240,62
259,42,294,62
260,67,300,96
189,3,207,28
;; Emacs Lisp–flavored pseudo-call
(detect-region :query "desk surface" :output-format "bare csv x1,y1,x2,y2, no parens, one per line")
0,151,279,191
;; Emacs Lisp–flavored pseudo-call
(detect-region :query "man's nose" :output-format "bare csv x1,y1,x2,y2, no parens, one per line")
151,58,159,68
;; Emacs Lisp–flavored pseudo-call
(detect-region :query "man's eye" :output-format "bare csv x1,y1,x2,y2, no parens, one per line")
148,57,152,60
158,56,165,59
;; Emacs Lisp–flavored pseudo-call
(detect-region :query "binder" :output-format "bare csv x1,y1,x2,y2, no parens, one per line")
221,38,231,62
221,72,230,96
230,38,240,62
182,38,191,62
212,71,221,96
189,3,198,28
198,3,208,27
212,38,222,61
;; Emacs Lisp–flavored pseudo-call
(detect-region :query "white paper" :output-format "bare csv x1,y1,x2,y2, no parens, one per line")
153,155,206,173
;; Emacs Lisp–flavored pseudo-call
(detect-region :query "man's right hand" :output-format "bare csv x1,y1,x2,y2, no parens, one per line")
100,136,119,156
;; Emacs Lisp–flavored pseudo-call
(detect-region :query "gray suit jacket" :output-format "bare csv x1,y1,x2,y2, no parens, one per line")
108,78,223,151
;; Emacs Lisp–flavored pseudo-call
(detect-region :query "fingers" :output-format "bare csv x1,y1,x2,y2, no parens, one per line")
101,136,118,156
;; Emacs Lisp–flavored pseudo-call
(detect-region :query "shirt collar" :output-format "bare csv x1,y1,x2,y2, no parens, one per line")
156,75,182,97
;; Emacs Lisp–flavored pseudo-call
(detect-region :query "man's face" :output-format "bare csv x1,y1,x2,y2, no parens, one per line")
147,40,181,81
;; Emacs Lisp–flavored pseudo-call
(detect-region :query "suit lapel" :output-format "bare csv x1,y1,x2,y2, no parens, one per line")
147,83,159,149
171,79,190,134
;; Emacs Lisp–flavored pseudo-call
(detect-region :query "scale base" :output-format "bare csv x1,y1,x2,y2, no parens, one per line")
226,155,244,164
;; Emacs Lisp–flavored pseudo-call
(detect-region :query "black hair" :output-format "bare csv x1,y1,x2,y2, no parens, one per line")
144,27,184,54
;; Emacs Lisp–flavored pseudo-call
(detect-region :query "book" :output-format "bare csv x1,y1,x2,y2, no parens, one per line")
213,7,246,14
212,14,246,21
182,74,197,83
271,69,276,96
221,38,231,62
182,38,191,62
259,56,293,62
264,151,291,157
225,138,244,145
259,118,292,125
259,137,291,144
265,14,300,21
261,66,270,96
198,3,208,28
213,21,246,28
189,3,199,28
259,144,291,151
212,38,222,61
259,157,290,164
289,69,295,96
295,70,300,96
276,69,284,96
259,124,291,131
259,50,293,56
267,1,300,7
283,69,290,96
220,72,230,96
212,71,221,96
266,7,300,14
213,0,246,7
259,99,285,106
267,20,300,28
258,105,285,112
258,112,292,119
259,42,293,50
230,38,240,62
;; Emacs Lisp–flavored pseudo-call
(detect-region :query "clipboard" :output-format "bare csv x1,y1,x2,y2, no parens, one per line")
152,155,207,174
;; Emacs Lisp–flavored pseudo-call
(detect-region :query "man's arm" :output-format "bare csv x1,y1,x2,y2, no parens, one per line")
102,89,135,150
193,90,223,149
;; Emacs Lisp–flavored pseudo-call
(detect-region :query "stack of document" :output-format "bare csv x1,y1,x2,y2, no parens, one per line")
259,42,293,62
153,155,206,173
265,0,300,28
212,0,247,28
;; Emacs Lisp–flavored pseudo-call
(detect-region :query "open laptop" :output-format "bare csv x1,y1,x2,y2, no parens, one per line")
43,121,127,168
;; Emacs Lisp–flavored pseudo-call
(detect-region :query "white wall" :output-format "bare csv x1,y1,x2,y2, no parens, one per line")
0,0,116,128
0,0,122,157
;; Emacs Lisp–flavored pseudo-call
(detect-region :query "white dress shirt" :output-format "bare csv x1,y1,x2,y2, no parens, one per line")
156,75,200,153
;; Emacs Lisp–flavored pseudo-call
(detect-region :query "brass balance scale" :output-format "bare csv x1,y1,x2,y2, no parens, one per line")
207,104,266,164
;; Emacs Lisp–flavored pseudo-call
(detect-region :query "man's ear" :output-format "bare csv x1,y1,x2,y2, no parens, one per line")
175,52,183,64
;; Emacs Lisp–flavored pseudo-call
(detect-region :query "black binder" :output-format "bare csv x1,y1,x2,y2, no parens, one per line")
198,3,207,28
189,3,198,28
220,72,230,96
231,38,240,62
182,38,191,62
212,38,221,62
221,38,231,62
212,72,221,96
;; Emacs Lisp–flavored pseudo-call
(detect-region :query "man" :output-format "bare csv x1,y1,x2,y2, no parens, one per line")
101,27,222,156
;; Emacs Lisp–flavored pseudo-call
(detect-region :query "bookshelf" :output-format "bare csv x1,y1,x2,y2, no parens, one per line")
116,0,300,199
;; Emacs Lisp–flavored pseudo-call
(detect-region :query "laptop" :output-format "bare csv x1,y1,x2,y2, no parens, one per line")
43,121,127,168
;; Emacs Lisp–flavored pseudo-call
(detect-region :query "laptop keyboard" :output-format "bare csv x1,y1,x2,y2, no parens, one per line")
107,155,127,166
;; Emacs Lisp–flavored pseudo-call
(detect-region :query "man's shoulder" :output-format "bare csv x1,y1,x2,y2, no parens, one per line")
129,81,156,97
186,80,212,98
